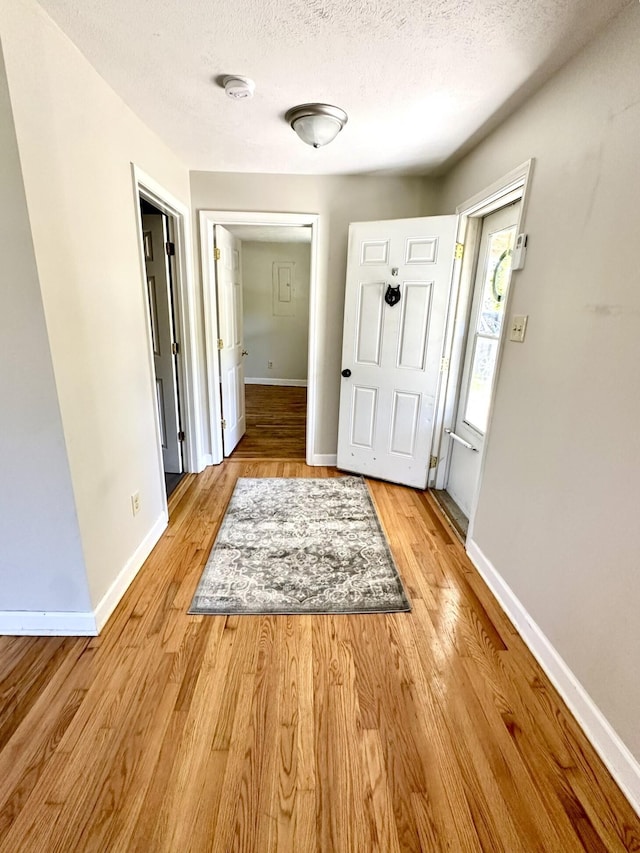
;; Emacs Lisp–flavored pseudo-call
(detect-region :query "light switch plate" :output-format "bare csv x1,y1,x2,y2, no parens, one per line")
510,314,528,343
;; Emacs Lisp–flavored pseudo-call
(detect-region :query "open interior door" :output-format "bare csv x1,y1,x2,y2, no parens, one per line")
337,215,457,488
142,213,182,474
215,225,246,456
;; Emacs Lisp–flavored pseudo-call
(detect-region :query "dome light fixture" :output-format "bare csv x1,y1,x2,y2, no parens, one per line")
285,103,348,148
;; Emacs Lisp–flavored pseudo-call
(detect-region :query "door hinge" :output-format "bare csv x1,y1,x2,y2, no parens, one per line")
171,341,180,355
214,247,221,261
221,418,226,429
429,455,438,469
217,338,224,350
454,242,464,260
165,241,175,256
177,431,185,442
440,357,450,373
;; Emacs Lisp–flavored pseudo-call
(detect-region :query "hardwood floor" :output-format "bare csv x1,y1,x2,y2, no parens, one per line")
0,461,638,851
231,384,306,459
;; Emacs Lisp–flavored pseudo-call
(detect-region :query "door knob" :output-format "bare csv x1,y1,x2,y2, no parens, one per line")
241,349,249,356
341,368,351,378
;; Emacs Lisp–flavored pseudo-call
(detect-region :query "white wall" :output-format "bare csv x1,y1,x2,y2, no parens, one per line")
440,3,640,759
242,241,310,383
0,38,91,614
0,0,192,613
191,173,439,456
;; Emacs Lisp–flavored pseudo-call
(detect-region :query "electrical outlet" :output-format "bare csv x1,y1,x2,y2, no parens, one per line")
268,360,273,369
131,492,141,516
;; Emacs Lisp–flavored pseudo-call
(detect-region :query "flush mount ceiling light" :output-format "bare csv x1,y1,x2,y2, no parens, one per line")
222,75,255,100
285,103,348,148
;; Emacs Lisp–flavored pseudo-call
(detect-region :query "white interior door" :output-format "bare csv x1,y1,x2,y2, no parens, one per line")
337,215,457,488
445,202,521,518
142,213,182,474
215,225,246,455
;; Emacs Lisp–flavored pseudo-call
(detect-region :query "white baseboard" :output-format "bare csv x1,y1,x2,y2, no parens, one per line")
308,453,337,466
198,453,214,469
0,512,169,637
93,512,168,633
466,539,640,817
0,610,98,636
245,378,308,387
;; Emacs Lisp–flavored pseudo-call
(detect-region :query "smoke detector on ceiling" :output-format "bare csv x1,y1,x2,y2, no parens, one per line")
222,76,255,100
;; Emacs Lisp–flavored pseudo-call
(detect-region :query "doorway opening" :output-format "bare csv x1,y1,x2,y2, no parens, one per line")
431,160,533,543
139,197,185,496
200,211,320,467
223,224,311,460
434,201,521,538
133,165,202,519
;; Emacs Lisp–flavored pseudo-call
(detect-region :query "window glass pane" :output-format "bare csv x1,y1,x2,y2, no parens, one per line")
464,337,498,433
477,226,516,337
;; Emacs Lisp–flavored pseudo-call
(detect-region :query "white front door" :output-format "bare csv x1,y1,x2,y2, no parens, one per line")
337,216,457,488
445,202,521,518
215,225,246,455
142,213,182,474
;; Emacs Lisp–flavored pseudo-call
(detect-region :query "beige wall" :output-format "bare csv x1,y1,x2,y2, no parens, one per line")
440,3,640,758
0,37,90,613
191,173,440,456
1,0,192,611
242,241,311,382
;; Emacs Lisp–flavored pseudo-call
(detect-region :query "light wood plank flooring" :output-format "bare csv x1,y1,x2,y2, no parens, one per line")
0,461,638,851
231,384,306,459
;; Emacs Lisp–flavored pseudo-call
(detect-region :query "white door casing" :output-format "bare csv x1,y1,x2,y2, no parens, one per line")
337,216,457,489
445,202,521,518
215,225,246,455
142,213,182,474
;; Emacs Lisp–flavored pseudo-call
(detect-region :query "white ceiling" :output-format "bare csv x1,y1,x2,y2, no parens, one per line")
38,0,629,175
226,224,311,243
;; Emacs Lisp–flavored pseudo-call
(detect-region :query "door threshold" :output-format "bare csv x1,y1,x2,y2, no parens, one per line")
164,471,185,498
431,490,469,543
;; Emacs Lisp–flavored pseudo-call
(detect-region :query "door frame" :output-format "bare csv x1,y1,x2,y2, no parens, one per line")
199,210,320,466
132,166,204,515
430,159,534,540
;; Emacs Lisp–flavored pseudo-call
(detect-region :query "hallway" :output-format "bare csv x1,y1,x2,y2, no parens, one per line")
230,384,307,460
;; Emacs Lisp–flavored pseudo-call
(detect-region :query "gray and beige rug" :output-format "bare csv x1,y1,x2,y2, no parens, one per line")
189,476,410,615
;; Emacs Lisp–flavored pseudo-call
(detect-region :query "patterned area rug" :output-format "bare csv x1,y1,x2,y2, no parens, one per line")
189,477,411,615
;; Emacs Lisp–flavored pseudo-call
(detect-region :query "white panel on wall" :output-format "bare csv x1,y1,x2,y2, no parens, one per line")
389,391,420,456
272,261,296,316
355,282,385,366
360,240,390,265
278,270,291,302
350,385,378,448
405,237,438,264
397,281,432,370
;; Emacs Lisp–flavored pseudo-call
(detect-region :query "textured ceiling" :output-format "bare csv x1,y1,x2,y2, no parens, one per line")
226,225,311,243
37,0,630,175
